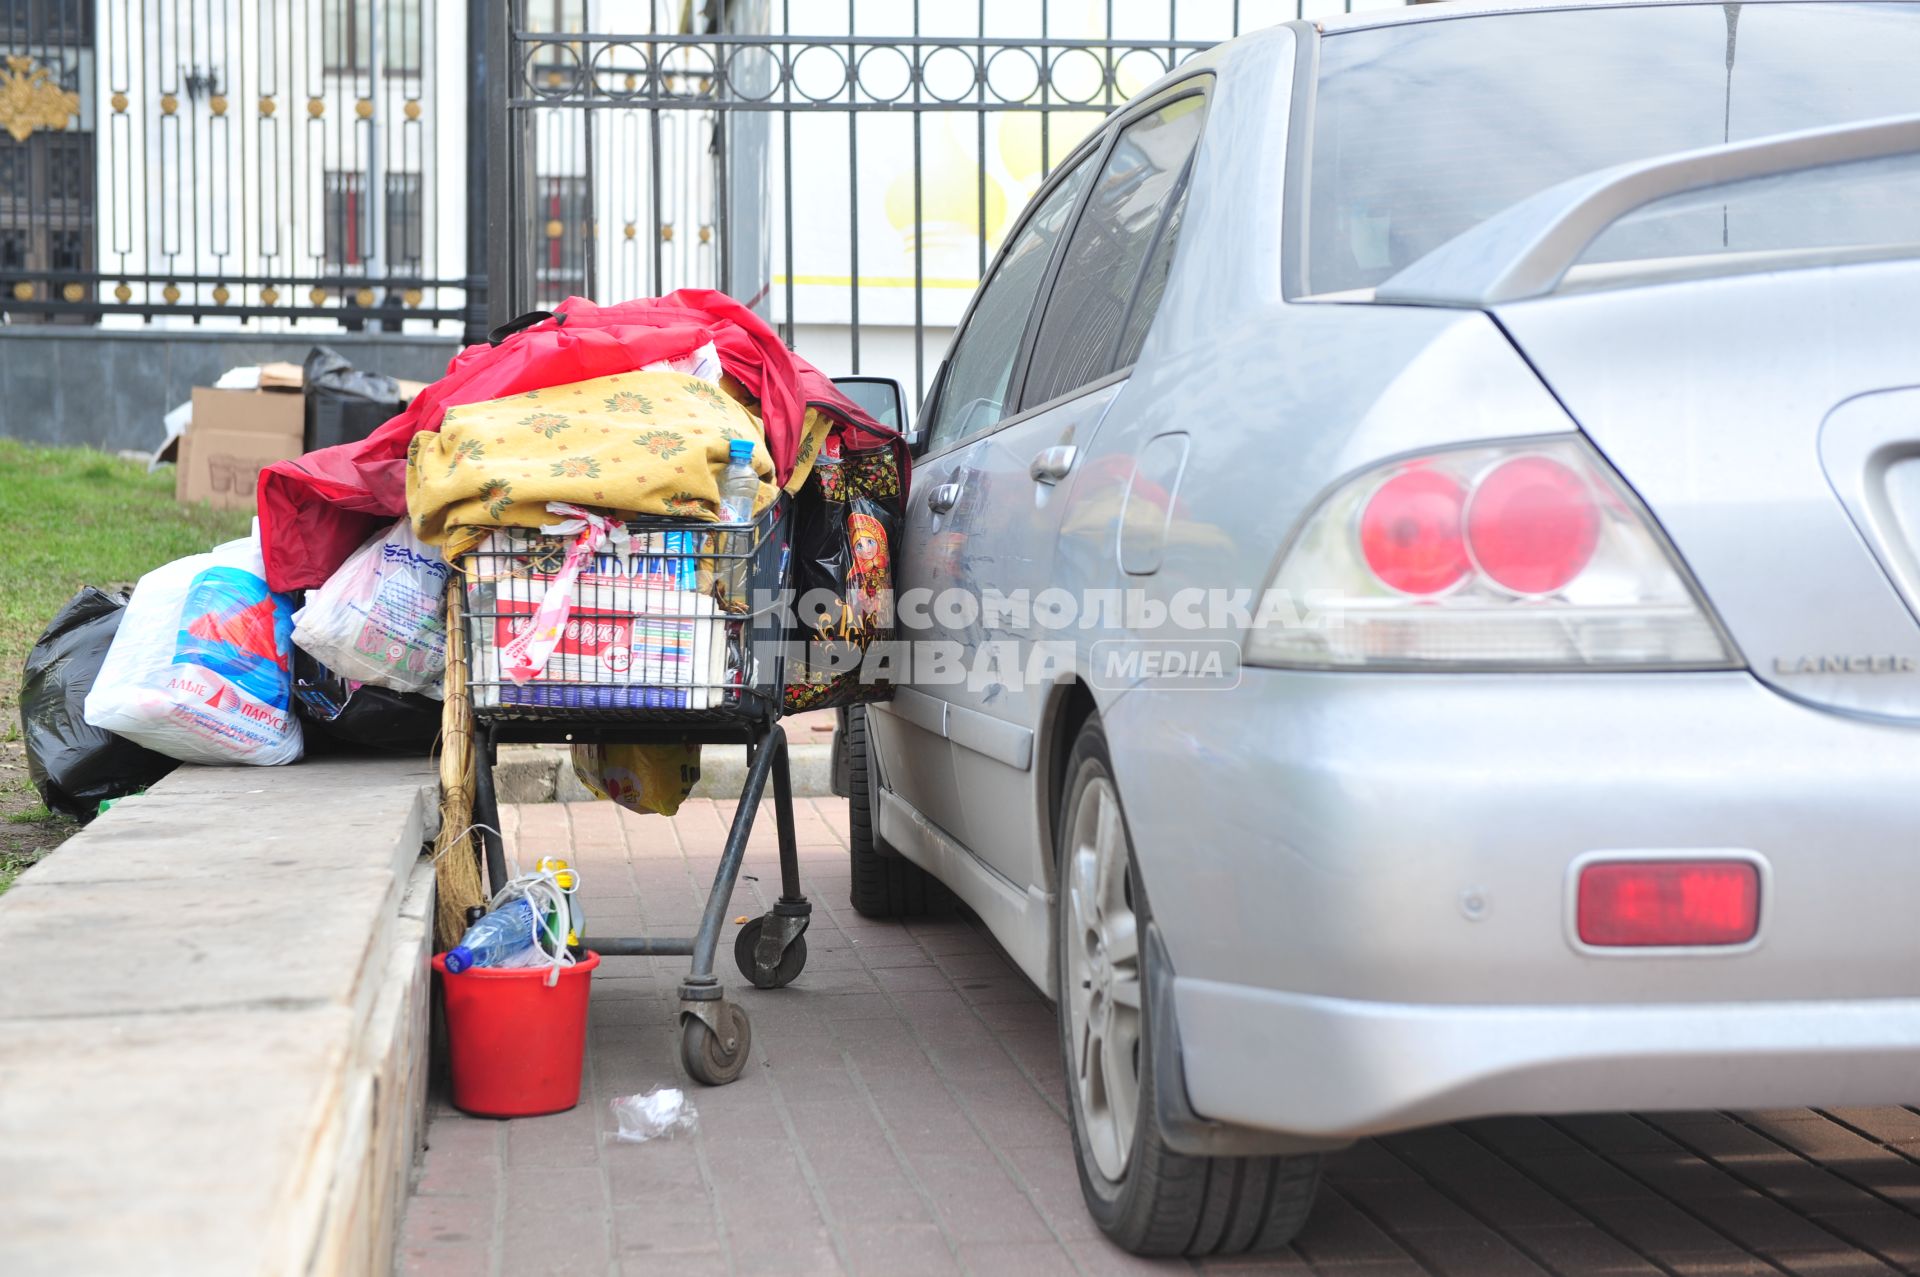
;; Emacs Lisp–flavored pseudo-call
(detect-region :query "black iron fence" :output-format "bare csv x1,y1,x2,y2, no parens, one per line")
1,0,1368,344
493,0,1333,403
0,0,468,327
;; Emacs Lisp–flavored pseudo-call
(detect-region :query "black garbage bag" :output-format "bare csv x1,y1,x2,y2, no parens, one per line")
303,345,412,452
20,588,178,820
291,648,440,756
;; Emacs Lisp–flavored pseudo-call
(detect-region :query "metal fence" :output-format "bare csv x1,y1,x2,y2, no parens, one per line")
0,0,469,327
0,0,1360,347
494,0,1327,403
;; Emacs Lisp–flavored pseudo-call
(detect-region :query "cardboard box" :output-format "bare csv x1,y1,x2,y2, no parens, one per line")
190,385,304,439
258,361,305,391
177,386,305,510
176,428,304,510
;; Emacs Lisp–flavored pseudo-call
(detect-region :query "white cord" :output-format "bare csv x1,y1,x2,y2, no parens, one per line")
434,822,503,863
489,861,580,987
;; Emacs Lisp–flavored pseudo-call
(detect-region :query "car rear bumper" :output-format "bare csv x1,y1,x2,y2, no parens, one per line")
1099,668,1920,1138
1104,669,1920,1005
1172,978,1920,1139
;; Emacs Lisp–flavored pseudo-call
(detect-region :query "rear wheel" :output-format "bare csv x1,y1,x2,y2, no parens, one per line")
733,916,808,989
844,705,946,918
1056,719,1321,1256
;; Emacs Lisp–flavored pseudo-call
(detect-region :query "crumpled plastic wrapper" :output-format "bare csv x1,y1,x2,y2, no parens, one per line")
610,1087,699,1143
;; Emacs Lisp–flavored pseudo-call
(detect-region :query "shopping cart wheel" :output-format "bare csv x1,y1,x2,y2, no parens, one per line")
680,1001,752,1086
733,916,809,990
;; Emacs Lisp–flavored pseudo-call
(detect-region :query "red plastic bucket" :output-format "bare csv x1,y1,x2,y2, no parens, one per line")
434,950,599,1118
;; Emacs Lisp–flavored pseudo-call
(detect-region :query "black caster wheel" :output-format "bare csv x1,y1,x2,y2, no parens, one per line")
733,916,808,990
680,1001,752,1086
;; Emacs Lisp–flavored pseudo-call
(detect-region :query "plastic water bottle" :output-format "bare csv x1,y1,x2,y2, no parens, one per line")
444,897,540,973
717,438,761,607
719,438,760,524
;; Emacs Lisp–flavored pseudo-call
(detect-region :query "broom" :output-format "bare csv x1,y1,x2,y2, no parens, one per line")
430,583,488,949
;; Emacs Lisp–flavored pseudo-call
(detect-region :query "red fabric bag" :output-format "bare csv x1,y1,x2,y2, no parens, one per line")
256,289,901,592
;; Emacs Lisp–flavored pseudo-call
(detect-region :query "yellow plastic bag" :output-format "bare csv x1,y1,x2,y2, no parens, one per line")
571,742,701,817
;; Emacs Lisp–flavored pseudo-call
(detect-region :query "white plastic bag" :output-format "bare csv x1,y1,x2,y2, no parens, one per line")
610,1087,699,1143
643,340,722,385
84,530,304,766
292,518,451,696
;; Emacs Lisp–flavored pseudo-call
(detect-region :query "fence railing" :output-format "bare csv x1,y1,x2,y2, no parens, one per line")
494,0,1326,402
0,0,469,329
1,0,1364,349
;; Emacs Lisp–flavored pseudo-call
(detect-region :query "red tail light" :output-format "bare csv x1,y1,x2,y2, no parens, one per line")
1358,468,1470,595
1577,860,1761,948
1249,435,1738,670
1466,456,1601,595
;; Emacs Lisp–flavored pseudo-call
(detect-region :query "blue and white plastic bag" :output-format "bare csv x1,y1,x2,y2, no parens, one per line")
84,529,304,766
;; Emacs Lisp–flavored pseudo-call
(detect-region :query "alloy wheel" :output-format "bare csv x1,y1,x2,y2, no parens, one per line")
1063,773,1143,1182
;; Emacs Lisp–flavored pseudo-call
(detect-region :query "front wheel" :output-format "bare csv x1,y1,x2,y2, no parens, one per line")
1055,719,1321,1256
680,1002,752,1086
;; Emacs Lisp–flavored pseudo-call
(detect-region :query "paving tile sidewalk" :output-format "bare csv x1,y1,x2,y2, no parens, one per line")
399,799,1920,1276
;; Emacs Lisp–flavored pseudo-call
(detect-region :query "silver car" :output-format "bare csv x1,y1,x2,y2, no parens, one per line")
835,0,1920,1257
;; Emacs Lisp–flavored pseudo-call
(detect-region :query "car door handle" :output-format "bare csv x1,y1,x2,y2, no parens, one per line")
928,482,963,514
1030,444,1078,485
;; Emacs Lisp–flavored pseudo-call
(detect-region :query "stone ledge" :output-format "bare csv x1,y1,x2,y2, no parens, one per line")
0,757,438,1276
494,740,835,805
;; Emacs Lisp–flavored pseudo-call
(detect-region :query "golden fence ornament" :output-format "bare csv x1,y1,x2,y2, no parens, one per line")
0,55,79,143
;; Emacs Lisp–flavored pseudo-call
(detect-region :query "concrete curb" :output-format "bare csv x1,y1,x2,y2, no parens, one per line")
0,758,437,1275
495,741,836,804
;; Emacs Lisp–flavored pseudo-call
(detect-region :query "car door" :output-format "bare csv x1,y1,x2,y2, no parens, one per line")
865,144,1102,852
935,86,1211,891
864,146,1105,844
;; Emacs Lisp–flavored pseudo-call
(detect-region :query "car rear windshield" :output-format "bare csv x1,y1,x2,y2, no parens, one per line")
1301,2,1920,297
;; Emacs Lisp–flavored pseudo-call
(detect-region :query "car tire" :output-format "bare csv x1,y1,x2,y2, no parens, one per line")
1055,719,1321,1256
845,705,946,918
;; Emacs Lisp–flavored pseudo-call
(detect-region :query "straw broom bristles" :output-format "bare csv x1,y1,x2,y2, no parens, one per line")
431,582,488,949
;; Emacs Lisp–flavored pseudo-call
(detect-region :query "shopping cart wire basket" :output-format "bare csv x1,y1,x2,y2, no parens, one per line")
460,500,812,1085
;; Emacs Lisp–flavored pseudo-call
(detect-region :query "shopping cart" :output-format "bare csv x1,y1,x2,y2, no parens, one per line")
460,501,808,1085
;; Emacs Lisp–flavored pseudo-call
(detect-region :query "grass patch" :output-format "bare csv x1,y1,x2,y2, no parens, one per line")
0,791,75,889
0,438,254,717
0,440,252,890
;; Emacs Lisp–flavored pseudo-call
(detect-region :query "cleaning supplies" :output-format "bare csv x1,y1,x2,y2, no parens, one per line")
534,857,584,947
443,860,582,980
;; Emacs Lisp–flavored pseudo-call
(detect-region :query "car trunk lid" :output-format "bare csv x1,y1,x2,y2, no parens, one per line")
1493,260,1920,720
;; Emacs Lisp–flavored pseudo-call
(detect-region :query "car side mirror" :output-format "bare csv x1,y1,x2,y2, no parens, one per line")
832,375,909,435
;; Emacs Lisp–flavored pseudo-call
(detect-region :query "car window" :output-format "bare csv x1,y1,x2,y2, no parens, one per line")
1301,3,1920,295
1022,93,1206,409
1111,163,1192,370
922,153,1096,454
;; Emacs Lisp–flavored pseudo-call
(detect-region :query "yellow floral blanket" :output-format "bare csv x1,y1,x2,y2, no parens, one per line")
407,370,826,550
